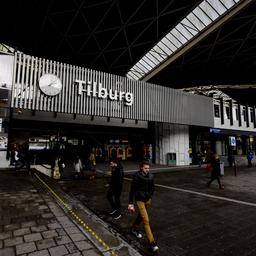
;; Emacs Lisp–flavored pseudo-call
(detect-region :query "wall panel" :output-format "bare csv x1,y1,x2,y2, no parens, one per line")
11,52,213,127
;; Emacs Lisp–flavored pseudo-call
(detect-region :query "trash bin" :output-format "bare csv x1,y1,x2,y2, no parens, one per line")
167,153,176,166
220,161,224,176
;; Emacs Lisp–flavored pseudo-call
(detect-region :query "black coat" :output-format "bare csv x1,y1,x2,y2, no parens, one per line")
129,170,155,203
109,163,124,191
211,158,221,178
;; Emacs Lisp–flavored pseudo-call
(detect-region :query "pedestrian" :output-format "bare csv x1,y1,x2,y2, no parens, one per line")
196,150,203,167
207,153,224,189
106,158,124,220
89,150,97,180
15,144,31,175
128,161,159,252
247,150,253,167
228,152,234,167
74,156,83,178
10,143,18,166
52,155,65,179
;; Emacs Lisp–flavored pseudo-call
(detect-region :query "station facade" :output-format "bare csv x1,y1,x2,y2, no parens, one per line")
0,51,255,167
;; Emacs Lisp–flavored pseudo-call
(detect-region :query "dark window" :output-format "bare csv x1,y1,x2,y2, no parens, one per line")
214,104,220,117
225,106,230,119
235,108,239,120
243,107,247,122
250,108,254,123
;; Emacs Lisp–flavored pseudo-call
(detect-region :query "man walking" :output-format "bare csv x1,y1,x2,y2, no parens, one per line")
128,161,159,252
247,149,253,167
106,158,124,220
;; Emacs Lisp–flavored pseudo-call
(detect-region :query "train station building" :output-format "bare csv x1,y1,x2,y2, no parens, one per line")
1,49,256,168
1,0,256,167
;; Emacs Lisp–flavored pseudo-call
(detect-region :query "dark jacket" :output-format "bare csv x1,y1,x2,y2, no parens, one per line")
129,170,155,203
109,163,124,191
210,158,221,178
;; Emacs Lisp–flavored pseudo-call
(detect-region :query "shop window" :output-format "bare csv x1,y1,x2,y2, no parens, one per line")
214,104,220,117
126,147,132,158
117,147,123,158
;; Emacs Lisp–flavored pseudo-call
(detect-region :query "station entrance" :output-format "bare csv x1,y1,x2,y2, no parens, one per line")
9,118,152,166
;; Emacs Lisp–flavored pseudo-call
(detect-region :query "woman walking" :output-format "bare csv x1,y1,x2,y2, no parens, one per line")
207,153,224,189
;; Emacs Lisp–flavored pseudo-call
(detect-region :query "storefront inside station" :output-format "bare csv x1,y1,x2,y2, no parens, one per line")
9,115,155,166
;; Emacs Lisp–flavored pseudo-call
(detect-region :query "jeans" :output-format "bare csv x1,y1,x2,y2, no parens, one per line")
107,187,122,214
133,199,155,243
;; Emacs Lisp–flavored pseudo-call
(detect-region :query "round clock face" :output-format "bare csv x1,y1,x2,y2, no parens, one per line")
39,74,62,96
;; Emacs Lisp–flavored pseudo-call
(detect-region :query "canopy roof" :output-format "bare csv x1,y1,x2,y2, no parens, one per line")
1,0,256,104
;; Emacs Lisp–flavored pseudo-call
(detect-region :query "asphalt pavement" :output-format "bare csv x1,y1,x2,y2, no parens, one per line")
57,163,256,256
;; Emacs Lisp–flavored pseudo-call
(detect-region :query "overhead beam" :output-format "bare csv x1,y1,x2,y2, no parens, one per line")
142,0,255,82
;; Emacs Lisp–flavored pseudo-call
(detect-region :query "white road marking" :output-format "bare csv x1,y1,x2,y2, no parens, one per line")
123,176,256,208
100,169,256,208
155,183,256,207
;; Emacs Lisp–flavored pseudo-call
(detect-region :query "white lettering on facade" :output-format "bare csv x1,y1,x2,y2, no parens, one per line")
75,79,133,106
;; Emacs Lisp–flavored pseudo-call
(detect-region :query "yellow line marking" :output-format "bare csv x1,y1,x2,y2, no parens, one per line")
34,173,118,256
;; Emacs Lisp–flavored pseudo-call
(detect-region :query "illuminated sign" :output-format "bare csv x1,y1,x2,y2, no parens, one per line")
229,136,236,146
209,128,221,133
75,79,133,106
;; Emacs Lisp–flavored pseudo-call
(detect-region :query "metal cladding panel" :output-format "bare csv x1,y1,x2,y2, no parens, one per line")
11,53,213,127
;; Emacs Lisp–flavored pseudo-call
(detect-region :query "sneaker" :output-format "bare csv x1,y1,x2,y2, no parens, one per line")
109,209,117,215
131,229,142,239
113,213,121,220
150,242,159,252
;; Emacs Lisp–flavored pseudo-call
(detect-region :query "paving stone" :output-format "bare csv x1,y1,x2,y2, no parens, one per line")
41,213,54,219
21,221,37,228
16,242,37,255
38,205,48,210
36,238,56,250
31,226,47,233
0,240,2,249
31,203,39,207
47,223,61,230
14,228,31,237
42,230,58,239
36,219,51,226
0,231,11,240
64,226,80,234
4,224,20,231
75,240,93,251
56,229,66,236
69,233,86,242
28,249,50,256
24,233,42,242
35,200,44,204
49,245,68,256
69,253,82,256
65,242,79,254
56,217,69,223
29,190,38,193
50,209,64,217
4,236,23,247
55,235,72,245
82,249,101,256
0,247,15,256
60,221,75,228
